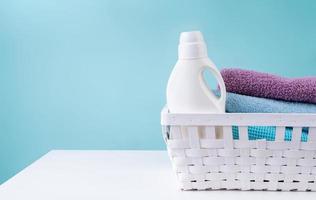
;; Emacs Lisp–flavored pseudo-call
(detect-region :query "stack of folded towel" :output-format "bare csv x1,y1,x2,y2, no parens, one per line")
219,68,316,141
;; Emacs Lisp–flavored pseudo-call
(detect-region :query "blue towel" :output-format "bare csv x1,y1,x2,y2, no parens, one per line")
225,92,316,113
214,91,315,141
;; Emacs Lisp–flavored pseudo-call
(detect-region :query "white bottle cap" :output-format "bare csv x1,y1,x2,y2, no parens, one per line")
178,31,208,59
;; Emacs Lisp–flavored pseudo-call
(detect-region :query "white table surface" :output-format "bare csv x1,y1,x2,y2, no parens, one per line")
0,150,316,200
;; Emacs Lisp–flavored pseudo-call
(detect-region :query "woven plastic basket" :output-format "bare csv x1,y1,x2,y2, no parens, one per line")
161,107,316,191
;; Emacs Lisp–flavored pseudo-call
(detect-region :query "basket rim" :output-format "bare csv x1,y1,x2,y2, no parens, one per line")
161,106,316,127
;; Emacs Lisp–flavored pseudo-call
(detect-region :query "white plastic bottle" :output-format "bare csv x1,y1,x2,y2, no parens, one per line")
167,31,226,113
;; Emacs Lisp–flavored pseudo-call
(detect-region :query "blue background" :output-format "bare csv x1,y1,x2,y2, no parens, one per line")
0,0,316,184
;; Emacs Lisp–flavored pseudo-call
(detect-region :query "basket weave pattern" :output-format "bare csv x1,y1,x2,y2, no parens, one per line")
161,109,316,191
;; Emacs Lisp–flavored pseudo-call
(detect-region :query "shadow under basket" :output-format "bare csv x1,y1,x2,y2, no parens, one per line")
161,107,316,191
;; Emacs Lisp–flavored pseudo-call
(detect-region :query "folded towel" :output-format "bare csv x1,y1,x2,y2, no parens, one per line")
232,126,308,142
224,92,316,113
221,68,316,104
213,91,313,141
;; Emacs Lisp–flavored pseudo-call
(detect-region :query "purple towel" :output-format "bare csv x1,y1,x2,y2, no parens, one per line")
221,68,316,104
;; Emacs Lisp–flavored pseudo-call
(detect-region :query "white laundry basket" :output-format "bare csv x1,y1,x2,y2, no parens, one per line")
161,107,316,191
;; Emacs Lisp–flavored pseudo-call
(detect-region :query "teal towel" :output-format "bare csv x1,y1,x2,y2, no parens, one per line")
215,92,315,141
232,126,308,142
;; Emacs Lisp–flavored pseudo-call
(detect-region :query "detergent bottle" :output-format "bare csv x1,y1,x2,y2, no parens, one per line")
167,31,226,113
